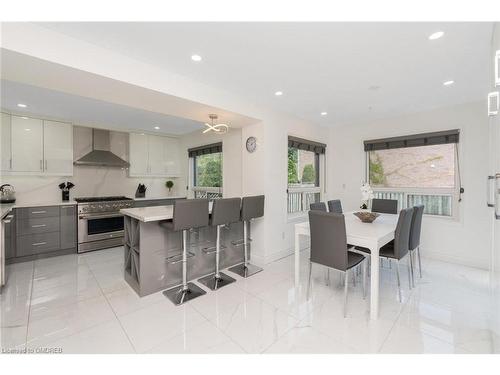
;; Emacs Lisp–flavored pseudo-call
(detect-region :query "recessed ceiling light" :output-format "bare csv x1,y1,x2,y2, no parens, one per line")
17,103,27,108
443,80,454,86
154,126,160,130
429,31,444,40
321,112,327,116
191,54,202,62
274,91,283,96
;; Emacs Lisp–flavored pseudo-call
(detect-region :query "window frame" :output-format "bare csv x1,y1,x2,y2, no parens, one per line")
287,137,326,217
365,142,461,220
189,147,223,199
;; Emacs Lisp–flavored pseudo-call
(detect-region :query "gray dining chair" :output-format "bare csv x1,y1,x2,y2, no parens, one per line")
378,207,414,302
409,205,424,285
307,210,367,317
310,202,327,211
371,198,398,214
327,199,343,214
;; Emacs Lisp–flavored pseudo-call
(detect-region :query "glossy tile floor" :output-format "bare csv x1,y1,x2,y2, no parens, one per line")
1,247,498,354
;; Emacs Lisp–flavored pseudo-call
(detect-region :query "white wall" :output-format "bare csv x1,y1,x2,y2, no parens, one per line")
328,101,491,269
2,125,185,204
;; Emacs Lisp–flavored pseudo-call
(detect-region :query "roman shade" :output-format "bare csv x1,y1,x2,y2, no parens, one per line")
188,142,222,157
364,129,460,152
288,136,326,154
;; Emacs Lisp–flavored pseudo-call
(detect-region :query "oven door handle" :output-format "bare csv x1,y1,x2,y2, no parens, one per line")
79,213,124,220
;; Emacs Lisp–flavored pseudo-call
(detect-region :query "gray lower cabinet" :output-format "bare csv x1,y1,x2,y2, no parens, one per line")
4,212,16,260
17,232,60,257
12,204,77,261
60,205,77,250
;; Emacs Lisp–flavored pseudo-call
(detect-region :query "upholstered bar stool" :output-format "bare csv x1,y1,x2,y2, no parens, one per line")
161,199,209,305
198,198,241,290
228,195,265,278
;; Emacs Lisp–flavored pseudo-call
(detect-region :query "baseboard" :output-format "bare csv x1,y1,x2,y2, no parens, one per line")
420,248,489,270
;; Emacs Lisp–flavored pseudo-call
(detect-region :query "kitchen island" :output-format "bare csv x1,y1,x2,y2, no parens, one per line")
120,205,248,297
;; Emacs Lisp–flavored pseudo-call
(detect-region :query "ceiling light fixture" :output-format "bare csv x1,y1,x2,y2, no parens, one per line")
274,91,283,96
203,114,228,134
17,103,27,108
443,80,454,86
191,54,202,62
429,31,444,40
154,126,160,130
321,112,327,116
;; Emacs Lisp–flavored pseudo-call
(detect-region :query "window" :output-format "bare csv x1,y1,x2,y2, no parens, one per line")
365,130,460,217
287,136,326,214
188,143,223,199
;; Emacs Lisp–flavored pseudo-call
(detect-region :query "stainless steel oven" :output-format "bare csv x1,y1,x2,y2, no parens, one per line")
76,196,133,253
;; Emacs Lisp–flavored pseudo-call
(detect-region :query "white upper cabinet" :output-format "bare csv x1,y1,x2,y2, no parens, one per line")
2,113,73,176
129,133,149,176
164,136,181,176
43,120,73,175
129,133,181,177
1,113,12,171
11,116,43,173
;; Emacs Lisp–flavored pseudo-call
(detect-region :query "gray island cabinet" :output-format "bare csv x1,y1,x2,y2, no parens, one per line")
120,205,248,297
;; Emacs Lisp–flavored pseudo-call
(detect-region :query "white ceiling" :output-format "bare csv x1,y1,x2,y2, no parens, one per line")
35,22,493,126
0,80,205,135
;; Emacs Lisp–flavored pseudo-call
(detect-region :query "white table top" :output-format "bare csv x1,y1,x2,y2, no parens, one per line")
121,202,213,222
296,211,398,247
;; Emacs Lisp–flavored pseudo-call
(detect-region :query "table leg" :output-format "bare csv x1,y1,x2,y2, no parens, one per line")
370,244,380,320
295,231,301,288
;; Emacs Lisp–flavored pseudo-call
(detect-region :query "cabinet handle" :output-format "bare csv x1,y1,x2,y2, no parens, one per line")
488,175,495,207
10,159,12,170
45,160,48,170
32,224,47,228
31,211,47,214
40,159,43,171
32,242,47,246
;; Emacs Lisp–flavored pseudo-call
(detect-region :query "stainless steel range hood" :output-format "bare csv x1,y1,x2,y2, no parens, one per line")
74,129,130,168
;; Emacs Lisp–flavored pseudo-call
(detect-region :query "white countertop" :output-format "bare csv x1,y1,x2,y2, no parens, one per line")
121,205,175,222
0,200,76,218
133,196,186,201
121,201,213,222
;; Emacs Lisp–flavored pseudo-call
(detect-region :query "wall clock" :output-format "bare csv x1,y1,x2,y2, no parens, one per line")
246,136,257,153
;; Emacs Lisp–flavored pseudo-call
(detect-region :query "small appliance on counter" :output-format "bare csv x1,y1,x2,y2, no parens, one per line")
58,181,75,201
0,184,15,203
135,183,147,198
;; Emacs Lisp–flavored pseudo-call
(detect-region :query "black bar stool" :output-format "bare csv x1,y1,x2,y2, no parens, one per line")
198,198,240,290
228,195,264,278
161,199,209,305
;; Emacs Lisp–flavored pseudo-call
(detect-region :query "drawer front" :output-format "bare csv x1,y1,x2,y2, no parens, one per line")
17,232,60,257
17,206,61,219
17,217,60,235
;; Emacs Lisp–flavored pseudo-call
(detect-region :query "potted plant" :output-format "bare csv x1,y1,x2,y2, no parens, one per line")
165,180,174,194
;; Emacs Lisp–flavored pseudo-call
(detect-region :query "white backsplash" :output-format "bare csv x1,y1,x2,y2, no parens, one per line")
0,126,184,203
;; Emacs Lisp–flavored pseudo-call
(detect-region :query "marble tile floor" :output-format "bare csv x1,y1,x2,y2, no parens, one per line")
1,246,498,354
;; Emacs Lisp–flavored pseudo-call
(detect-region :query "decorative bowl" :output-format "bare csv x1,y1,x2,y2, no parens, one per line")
353,211,380,223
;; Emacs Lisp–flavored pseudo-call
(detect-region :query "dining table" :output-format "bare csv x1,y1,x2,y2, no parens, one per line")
294,211,399,320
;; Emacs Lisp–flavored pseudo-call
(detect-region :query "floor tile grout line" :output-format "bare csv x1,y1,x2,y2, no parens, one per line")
83,255,139,354
23,261,35,349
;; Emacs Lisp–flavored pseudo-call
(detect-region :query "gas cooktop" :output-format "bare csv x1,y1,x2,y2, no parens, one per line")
74,196,133,203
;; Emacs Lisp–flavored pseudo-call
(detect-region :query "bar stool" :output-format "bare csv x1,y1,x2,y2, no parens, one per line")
161,199,209,305
198,198,241,290
228,195,264,278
